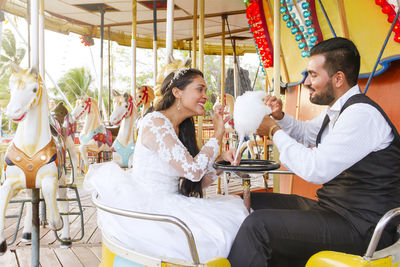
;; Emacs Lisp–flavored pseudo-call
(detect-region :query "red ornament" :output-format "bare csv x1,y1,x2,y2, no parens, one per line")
382,4,392,14
394,34,400,43
393,24,400,34
375,0,385,6
388,14,396,23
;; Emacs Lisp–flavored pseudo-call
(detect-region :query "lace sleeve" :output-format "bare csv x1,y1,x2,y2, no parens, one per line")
140,113,220,182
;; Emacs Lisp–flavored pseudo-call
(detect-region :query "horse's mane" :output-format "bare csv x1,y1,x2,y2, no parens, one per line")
88,98,102,123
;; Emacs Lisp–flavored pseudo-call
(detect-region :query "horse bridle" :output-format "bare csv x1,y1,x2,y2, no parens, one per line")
76,98,92,120
115,95,134,125
29,75,44,108
136,86,149,111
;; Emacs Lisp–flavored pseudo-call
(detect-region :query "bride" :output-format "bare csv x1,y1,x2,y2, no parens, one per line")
85,68,248,262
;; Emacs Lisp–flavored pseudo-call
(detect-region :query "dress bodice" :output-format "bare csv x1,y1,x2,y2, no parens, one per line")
131,111,219,195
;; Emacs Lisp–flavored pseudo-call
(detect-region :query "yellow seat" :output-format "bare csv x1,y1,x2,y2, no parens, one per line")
306,207,400,267
92,193,231,267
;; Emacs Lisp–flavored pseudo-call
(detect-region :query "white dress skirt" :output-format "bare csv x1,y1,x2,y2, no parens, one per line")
85,111,249,262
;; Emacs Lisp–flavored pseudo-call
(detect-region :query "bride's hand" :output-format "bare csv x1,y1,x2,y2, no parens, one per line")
212,104,226,142
221,149,240,166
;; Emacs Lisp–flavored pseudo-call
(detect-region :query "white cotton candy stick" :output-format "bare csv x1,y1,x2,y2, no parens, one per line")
234,134,245,163
233,91,273,163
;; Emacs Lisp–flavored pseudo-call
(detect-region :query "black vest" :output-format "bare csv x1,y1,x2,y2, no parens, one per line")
316,94,400,236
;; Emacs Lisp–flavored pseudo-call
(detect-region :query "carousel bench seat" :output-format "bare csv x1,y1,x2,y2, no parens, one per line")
306,207,400,267
92,193,231,267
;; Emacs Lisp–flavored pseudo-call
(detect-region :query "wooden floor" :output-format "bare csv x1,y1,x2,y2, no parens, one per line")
0,174,268,267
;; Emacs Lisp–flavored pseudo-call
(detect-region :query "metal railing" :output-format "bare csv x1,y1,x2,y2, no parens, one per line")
91,192,200,265
364,207,400,259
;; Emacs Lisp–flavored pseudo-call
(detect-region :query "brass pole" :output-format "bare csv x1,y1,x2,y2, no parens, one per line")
192,0,197,68
131,0,137,98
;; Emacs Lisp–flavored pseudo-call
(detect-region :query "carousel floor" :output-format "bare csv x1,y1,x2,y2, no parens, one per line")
0,174,268,267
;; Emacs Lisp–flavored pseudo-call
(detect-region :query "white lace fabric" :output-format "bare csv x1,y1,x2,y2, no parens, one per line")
140,111,219,182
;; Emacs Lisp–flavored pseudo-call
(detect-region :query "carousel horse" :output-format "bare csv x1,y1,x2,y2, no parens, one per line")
50,102,79,181
216,93,235,131
135,85,154,116
0,64,71,254
71,97,112,172
110,90,139,168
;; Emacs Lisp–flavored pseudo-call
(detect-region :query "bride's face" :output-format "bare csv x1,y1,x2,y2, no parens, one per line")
180,76,208,116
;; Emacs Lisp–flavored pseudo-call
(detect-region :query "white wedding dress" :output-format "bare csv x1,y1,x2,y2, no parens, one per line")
85,111,248,262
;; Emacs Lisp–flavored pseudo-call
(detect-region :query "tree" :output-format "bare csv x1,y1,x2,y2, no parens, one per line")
51,67,94,106
0,29,26,108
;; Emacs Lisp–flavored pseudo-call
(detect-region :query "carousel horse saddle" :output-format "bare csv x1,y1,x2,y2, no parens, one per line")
4,139,58,188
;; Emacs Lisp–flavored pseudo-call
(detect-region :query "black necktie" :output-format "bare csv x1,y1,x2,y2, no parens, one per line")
316,114,330,147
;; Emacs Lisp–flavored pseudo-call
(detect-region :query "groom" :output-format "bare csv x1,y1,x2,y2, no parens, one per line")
228,37,400,266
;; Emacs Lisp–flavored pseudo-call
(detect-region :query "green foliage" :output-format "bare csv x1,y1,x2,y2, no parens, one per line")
50,67,94,106
0,29,26,108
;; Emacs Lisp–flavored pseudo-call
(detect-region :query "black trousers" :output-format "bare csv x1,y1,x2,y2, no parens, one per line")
228,192,394,267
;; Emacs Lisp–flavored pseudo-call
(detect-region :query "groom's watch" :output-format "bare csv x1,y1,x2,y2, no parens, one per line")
269,124,281,140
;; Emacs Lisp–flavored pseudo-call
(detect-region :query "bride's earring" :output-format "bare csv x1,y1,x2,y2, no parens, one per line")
177,98,181,111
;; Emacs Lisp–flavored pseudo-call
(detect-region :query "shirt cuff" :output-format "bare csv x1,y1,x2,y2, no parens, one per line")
275,113,293,129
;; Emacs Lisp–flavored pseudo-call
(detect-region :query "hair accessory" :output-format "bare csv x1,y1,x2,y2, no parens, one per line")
168,68,190,89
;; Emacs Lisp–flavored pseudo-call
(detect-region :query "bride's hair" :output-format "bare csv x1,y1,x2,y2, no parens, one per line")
155,68,205,198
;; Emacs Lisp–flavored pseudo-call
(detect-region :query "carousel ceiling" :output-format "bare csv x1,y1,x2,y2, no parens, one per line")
1,0,257,55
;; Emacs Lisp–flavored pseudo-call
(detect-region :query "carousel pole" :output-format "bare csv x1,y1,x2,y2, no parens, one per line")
39,0,48,228
99,8,105,118
166,0,174,62
30,0,40,264
196,0,205,148
153,1,158,86
192,0,198,68
108,26,112,118
272,0,281,193
217,15,226,195
199,0,204,72
131,0,137,97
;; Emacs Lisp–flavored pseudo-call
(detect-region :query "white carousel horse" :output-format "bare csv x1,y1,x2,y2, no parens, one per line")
71,97,112,172
136,85,154,116
0,64,71,254
109,91,139,168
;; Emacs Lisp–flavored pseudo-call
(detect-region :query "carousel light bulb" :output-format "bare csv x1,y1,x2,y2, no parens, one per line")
303,10,311,18
382,4,392,14
282,14,290,21
302,2,310,9
310,36,318,43
393,24,400,34
394,34,400,43
287,21,294,27
295,34,303,41
280,7,287,13
291,27,299,34
288,5,293,11
298,42,306,49
307,28,315,34
305,19,313,26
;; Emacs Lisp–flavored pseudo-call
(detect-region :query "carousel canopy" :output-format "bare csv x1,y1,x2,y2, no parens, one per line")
1,0,256,55
1,0,399,83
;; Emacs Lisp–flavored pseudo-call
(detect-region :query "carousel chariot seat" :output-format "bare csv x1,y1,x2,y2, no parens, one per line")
306,207,400,267
92,193,231,267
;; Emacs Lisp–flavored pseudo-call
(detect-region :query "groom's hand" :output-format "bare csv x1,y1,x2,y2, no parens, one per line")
256,115,276,137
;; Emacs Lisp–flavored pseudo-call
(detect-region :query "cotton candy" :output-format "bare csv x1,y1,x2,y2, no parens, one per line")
233,91,272,161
